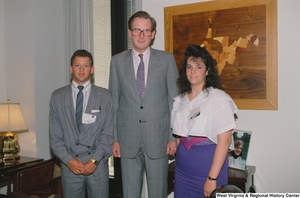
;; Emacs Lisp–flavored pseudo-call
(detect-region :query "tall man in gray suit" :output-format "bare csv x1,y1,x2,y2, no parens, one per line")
49,50,114,198
109,11,179,198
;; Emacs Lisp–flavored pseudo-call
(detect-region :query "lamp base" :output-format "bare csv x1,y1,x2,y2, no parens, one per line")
3,153,20,161
2,131,20,162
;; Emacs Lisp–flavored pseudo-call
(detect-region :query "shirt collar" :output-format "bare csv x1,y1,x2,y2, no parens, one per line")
72,80,91,91
132,47,150,60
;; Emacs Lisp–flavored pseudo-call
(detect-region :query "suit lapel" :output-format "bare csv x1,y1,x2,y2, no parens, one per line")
80,84,94,134
124,50,141,97
144,48,158,98
85,84,94,114
64,85,79,135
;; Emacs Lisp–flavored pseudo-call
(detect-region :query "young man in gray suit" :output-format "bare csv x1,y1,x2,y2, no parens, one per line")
109,11,179,198
49,50,114,198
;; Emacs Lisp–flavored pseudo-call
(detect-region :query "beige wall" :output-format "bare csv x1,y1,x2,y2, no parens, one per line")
0,0,66,160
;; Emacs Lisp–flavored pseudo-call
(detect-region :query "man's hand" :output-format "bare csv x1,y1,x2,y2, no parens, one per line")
81,159,97,176
166,141,177,155
113,141,121,158
67,158,84,175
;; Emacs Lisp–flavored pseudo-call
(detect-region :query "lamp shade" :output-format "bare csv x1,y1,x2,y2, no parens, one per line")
0,99,28,133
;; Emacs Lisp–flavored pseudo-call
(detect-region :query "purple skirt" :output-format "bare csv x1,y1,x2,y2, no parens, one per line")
174,141,228,198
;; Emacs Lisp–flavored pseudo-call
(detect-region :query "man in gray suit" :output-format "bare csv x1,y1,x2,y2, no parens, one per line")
109,11,179,198
49,50,114,198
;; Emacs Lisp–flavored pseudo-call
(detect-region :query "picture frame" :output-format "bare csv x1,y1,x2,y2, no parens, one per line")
164,0,278,110
228,129,252,170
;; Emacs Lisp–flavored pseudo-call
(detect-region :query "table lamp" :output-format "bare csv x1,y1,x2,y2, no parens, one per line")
0,99,28,162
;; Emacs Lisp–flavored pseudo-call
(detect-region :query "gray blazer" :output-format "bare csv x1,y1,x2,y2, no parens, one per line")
109,48,179,159
49,84,114,166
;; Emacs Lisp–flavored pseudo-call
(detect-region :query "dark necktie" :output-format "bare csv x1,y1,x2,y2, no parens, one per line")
76,85,84,132
136,54,145,97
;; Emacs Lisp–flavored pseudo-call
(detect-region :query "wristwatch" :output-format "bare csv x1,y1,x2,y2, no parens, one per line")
90,158,99,165
207,176,217,181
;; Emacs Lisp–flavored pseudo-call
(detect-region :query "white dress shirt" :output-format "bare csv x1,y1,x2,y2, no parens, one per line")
132,47,150,87
72,80,91,112
171,87,238,144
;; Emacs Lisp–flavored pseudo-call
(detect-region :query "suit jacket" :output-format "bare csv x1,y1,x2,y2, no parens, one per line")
109,48,179,159
49,84,114,166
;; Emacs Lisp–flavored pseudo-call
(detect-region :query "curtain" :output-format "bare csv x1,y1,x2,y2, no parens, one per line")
64,0,94,83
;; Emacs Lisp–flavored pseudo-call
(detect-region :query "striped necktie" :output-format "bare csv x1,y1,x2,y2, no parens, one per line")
136,54,145,97
76,85,84,132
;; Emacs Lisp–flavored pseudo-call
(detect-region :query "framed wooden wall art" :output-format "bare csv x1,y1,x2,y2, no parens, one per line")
164,0,278,110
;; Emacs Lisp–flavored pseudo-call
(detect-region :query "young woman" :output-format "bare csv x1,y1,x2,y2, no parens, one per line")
171,44,238,198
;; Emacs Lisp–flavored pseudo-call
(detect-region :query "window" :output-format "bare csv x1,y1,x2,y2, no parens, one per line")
93,0,111,88
93,0,139,89
93,0,140,179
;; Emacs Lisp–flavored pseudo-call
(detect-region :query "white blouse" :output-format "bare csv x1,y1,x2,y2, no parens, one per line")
171,87,238,144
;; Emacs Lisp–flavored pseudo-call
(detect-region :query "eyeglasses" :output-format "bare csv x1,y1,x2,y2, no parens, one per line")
131,28,152,37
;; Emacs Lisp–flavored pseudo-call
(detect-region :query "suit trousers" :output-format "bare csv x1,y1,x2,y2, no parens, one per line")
121,143,169,198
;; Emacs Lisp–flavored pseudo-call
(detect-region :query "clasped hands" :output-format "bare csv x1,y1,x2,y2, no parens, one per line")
68,158,97,175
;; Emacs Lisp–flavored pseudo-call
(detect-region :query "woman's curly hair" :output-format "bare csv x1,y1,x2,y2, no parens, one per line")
177,44,221,95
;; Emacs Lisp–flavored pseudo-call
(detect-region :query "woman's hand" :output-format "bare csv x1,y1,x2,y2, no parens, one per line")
204,179,216,197
205,130,233,197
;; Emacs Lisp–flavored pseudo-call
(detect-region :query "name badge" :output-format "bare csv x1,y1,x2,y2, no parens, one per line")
82,113,96,124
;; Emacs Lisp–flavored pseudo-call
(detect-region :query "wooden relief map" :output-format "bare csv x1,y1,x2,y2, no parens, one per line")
165,0,277,110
